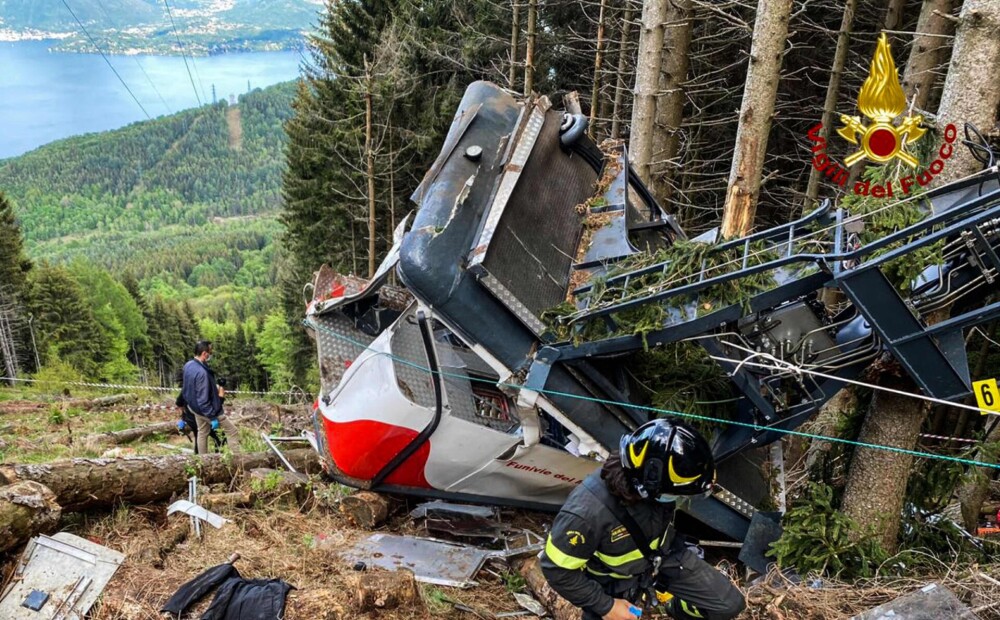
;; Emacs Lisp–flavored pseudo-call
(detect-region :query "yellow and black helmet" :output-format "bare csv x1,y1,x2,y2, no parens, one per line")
619,419,715,501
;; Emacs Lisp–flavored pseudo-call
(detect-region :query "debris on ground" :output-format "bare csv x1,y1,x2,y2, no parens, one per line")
851,582,978,620
0,533,124,619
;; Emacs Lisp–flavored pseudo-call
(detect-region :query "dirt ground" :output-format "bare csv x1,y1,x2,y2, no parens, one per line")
3,389,1000,619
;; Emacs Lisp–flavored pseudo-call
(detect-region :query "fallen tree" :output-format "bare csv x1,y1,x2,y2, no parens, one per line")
0,481,62,554
0,449,317,512
513,556,581,620
83,421,178,449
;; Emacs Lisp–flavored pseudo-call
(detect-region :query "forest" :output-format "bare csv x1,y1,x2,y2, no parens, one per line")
0,82,299,391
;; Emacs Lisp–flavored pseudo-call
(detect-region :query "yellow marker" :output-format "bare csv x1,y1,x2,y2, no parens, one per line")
974,378,1000,414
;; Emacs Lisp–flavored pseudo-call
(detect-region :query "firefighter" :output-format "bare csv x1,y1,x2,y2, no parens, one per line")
541,419,745,620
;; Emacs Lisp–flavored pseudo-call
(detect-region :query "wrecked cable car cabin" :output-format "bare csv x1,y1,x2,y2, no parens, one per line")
304,81,1000,544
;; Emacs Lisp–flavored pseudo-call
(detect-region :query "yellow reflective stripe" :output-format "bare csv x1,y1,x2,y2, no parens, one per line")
680,601,704,618
586,566,632,579
544,536,588,570
594,537,660,567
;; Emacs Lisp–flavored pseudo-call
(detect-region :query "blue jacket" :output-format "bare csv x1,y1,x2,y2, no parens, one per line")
182,358,222,417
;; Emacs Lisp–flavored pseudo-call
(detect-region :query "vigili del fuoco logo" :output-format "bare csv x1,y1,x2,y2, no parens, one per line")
807,33,957,198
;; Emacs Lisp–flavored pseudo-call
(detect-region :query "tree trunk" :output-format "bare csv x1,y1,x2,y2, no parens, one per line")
353,570,421,612
509,1,521,91
840,361,927,553
589,0,609,137
0,449,317,512
365,60,377,279
902,0,955,112
649,0,694,207
934,0,1000,184
883,0,908,31
957,420,1000,532
629,0,668,184
524,0,538,96
610,6,634,140
0,481,61,554
514,556,582,620
956,323,999,531
83,421,177,449
804,0,858,210
720,0,793,239
339,491,390,529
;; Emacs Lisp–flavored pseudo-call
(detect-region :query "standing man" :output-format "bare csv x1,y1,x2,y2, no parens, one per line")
182,340,241,455
541,419,744,620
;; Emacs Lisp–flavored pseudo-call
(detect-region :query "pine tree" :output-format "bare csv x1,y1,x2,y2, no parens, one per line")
0,192,31,379
25,264,104,378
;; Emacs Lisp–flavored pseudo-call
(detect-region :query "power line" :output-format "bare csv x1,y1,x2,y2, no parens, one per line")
60,0,151,120
162,0,203,107
93,0,172,114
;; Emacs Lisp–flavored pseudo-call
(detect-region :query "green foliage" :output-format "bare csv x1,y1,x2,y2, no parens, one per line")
2,84,295,244
47,406,65,426
770,483,887,578
501,569,526,594
97,412,133,433
839,139,944,292
421,586,451,615
543,238,782,345
628,343,736,431
250,470,285,493
0,192,32,297
255,310,296,391
31,348,84,388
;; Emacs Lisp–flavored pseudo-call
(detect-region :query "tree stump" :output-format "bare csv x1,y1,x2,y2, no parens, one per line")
339,491,389,529
0,481,61,554
514,556,582,620
353,570,421,611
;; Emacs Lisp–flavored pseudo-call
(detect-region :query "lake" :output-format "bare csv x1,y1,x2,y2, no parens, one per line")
0,40,303,159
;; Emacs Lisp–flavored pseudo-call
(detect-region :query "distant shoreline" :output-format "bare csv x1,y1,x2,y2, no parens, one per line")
0,30,306,57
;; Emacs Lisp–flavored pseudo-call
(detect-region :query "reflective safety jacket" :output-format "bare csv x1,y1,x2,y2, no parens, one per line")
540,470,674,617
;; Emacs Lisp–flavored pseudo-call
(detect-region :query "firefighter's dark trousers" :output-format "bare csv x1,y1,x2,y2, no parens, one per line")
581,548,744,620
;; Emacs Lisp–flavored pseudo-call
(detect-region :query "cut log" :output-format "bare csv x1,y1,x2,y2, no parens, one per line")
0,481,61,554
83,421,177,448
64,394,137,408
513,556,582,620
202,491,255,510
353,569,421,612
135,517,190,568
339,491,390,529
0,449,317,512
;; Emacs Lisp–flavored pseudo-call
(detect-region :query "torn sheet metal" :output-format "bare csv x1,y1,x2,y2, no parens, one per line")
168,500,229,529
409,501,497,520
0,533,124,620
410,501,504,540
493,529,545,560
340,534,490,588
851,583,979,620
